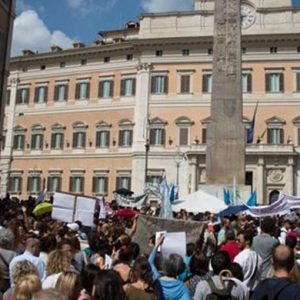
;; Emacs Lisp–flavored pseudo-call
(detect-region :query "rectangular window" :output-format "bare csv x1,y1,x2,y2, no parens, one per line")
72,132,86,148
146,175,162,185
296,73,300,92
1,135,5,150
156,50,163,57
267,128,284,144
75,82,90,100
149,128,165,146
13,135,25,150
119,130,133,147
151,75,168,94
179,128,188,146
92,177,108,194
99,80,114,98
116,176,131,190
31,134,43,150
16,88,29,104
202,128,207,144
69,176,84,193
51,133,64,150
104,57,110,63
8,177,22,193
120,78,136,96
96,131,110,148
182,49,190,56
270,47,278,53
126,54,133,61
180,75,190,94
54,84,68,101
202,74,212,93
34,86,48,103
47,177,61,192
242,73,252,93
266,73,284,93
27,176,41,193
6,90,10,106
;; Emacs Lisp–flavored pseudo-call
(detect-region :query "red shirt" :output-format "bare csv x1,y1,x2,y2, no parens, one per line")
220,241,240,262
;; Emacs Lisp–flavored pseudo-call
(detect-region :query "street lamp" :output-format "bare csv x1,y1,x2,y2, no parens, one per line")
144,139,150,189
174,147,183,186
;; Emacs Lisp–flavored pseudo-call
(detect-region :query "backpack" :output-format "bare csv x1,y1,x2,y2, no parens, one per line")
205,269,239,300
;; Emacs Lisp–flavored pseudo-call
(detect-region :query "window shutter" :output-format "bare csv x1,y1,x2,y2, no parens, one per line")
279,73,284,92
247,74,252,93
280,128,284,144
116,177,121,190
25,88,29,103
161,129,166,145
54,85,59,101
6,90,10,105
98,82,103,98
81,133,86,148
13,135,18,149
129,130,133,146
202,128,207,144
34,87,39,103
298,128,300,146
57,177,62,191
64,85,69,100
69,177,73,192
51,134,55,149
20,135,25,150
265,74,270,92
179,128,188,145
86,83,90,99
37,178,41,191
119,131,123,146
40,135,44,150
109,81,114,97
120,79,125,96
31,135,35,149
72,133,77,148
202,75,207,92
60,134,64,149
47,177,51,191
267,128,272,144
297,73,300,92
104,177,108,194
181,75,190,93
132,78,136,95
106,132,110,147
44,87,48,102
92,177,97,193
96,131,101,147
8,177,13,192
151,77,156,93
75,83,80,99
164,76,169,94
16,89,21,104
149,129,155,145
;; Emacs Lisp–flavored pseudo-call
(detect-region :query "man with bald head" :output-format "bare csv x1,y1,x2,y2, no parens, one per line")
252,245,300,299
9,237,46,285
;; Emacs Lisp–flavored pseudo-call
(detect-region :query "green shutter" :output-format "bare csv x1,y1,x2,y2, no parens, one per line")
132,78,136,96
54,85,59,101
279,73,284,93
75,83,80,99
109,80,114,97
120,79,125,96
98,82,103,98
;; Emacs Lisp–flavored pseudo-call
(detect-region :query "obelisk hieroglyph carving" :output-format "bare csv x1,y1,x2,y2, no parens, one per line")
206,0,245,185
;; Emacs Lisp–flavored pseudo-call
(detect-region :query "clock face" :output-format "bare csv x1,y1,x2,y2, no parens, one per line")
241,4,256,29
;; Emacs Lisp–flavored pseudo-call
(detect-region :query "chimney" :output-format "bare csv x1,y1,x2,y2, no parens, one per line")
73,42,85,49
51,45,62,52
22,49,35,56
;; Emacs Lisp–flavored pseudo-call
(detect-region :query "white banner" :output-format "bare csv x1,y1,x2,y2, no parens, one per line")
115,193,148,209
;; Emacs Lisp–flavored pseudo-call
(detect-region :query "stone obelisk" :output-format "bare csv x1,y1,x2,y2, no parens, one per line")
206,0,245,185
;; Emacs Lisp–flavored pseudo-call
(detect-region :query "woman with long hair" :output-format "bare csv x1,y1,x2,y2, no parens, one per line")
42,250,72,289
92,270,126,300
14,274,41,300
124,256,156,300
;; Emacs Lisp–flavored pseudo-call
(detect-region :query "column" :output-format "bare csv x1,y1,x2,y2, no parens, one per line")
296,157,300,195
0,75,19,197
256,156,264,204
285,157,294,195
189,157,198,193
131,63,152,195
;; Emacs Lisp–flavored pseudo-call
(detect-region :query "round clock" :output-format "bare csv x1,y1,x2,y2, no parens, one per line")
241,4,256,29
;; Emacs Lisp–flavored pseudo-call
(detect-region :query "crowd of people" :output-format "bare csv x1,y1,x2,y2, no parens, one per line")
1,195,300,299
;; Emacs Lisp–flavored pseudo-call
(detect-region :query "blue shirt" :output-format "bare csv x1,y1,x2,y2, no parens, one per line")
9,251,46,285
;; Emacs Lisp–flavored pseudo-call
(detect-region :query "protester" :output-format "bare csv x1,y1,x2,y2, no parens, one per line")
278,219,292,245
234,229,262,292
148,235,190,300
252,245,300,299
220,229,240,262
194,251,246,299
14,274,41,300
252,216,279,279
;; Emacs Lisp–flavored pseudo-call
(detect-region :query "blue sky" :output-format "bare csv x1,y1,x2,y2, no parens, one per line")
11,0,300,56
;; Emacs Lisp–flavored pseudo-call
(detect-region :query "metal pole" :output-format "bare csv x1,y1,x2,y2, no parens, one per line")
144,140,150,189
176,162,180,186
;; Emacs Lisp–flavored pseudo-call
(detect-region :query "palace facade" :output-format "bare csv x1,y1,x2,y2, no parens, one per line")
1,0,300,204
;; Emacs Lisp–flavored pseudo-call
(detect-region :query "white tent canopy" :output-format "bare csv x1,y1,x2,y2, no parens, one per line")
172,190,227,213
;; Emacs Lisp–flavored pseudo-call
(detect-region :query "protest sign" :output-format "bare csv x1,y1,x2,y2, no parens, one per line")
161,232,186,259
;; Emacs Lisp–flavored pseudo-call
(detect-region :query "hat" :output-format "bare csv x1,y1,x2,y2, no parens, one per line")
67,223,79,232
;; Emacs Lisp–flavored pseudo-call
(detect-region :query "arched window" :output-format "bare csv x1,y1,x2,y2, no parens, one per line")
269,190,280,204
72,122,87,149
